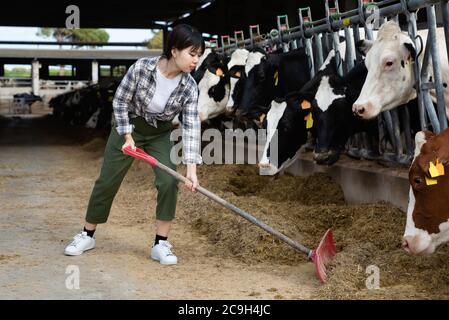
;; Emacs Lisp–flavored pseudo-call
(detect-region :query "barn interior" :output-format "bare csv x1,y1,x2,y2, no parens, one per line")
1,0,449,300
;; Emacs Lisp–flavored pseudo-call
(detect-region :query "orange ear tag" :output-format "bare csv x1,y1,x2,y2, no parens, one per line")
215,68,224,77
301,100,311,110
425,177,438,186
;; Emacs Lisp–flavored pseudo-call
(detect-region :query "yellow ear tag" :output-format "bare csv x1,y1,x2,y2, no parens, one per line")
215,68,224,77
425,177,438,186
301,100,311,110
305,112,313,129
436,159,445,176
429,161,440,178
273,70,279,86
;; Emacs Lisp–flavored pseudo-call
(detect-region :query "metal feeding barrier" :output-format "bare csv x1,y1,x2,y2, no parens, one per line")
214,0,449,166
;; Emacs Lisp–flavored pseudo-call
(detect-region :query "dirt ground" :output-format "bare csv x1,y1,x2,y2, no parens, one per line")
1,113,449,300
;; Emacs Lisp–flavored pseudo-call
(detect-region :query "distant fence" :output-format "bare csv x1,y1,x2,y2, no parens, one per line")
0,77,90,90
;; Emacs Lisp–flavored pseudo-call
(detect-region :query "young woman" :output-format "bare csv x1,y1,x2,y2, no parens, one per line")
64,24,204,265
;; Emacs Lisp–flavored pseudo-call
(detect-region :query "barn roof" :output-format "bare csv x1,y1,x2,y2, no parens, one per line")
1,0,348,34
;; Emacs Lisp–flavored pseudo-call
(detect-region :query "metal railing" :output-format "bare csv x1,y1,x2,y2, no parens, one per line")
0,77,89,90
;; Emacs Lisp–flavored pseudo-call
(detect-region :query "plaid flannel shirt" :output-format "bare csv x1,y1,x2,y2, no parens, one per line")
113,56,202,165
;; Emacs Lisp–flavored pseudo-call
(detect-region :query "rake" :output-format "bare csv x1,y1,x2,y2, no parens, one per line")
123,146,336,283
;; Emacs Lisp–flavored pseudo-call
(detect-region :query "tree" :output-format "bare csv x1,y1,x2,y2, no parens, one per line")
36,28,109,44
36,28,110,75
69,29,110,43
145,30,163,49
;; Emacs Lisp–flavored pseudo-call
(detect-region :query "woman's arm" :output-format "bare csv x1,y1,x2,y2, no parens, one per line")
113,62,138,137
182,85,202,192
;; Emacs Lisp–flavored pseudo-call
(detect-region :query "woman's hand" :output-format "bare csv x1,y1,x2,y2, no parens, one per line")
185,164,199,192
121,133,136,151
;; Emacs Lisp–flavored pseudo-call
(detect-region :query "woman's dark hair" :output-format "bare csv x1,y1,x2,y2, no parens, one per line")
163,24,205,59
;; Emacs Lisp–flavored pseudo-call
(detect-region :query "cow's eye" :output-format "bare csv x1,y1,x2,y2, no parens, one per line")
386,61,394,67
413,176,423,185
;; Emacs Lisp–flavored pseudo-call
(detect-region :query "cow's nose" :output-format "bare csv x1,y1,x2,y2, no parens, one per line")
402,237,411,253
353,104,365,115
401,235,434,255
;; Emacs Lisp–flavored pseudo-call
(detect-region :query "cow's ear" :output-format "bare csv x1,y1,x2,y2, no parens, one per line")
414,131,436,174
356,40,374,56
403,42,417,61
414,131,433,158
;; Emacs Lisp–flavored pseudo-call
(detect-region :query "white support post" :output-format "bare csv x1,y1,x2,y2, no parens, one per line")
91,60,99,84
32,60,41,96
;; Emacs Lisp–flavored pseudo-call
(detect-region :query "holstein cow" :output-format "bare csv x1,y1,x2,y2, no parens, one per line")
173,48,230,126
238,48,312,122
194,49,230,122
258,92,311,175
403,128,449,255
225,48,249,112
353,21,449,120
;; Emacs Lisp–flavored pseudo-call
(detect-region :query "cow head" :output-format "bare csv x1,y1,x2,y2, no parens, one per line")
197,63,230,121
312,60,375,165
193,50,230,121
353,21,417,119
238,50,273,120
226,48,249,112
403,129,449,255
259,92,311,175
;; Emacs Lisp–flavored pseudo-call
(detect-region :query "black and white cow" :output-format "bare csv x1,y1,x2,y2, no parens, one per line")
297,50,378,165
238,48,312,122
225,48,249,113
173,48,230,125
258,92,311,175
195,49,230,121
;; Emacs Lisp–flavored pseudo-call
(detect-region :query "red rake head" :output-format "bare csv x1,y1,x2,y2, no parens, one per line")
310,229,336,283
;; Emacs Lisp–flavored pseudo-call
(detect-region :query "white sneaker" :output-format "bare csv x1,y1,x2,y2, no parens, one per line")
150,240,177,265
64,231,96,256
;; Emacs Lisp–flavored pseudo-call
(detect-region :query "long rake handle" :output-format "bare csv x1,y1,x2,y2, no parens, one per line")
162,162,313,257
124,147,312,257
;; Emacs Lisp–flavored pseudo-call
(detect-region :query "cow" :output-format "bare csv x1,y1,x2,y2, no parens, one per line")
238,47,312,122
172,48,230,127
301,51,376,165
193,49,230,122
225,48,249,112
353,21,449,120
258,92,311,175
402,128,449,255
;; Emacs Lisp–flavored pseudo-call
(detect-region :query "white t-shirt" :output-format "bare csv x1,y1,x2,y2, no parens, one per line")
148,66,182,114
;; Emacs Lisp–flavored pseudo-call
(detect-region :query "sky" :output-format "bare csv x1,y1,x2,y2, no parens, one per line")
0,27,155,42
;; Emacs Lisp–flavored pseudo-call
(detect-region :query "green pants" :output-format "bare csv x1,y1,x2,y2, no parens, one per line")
85,116,178,224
